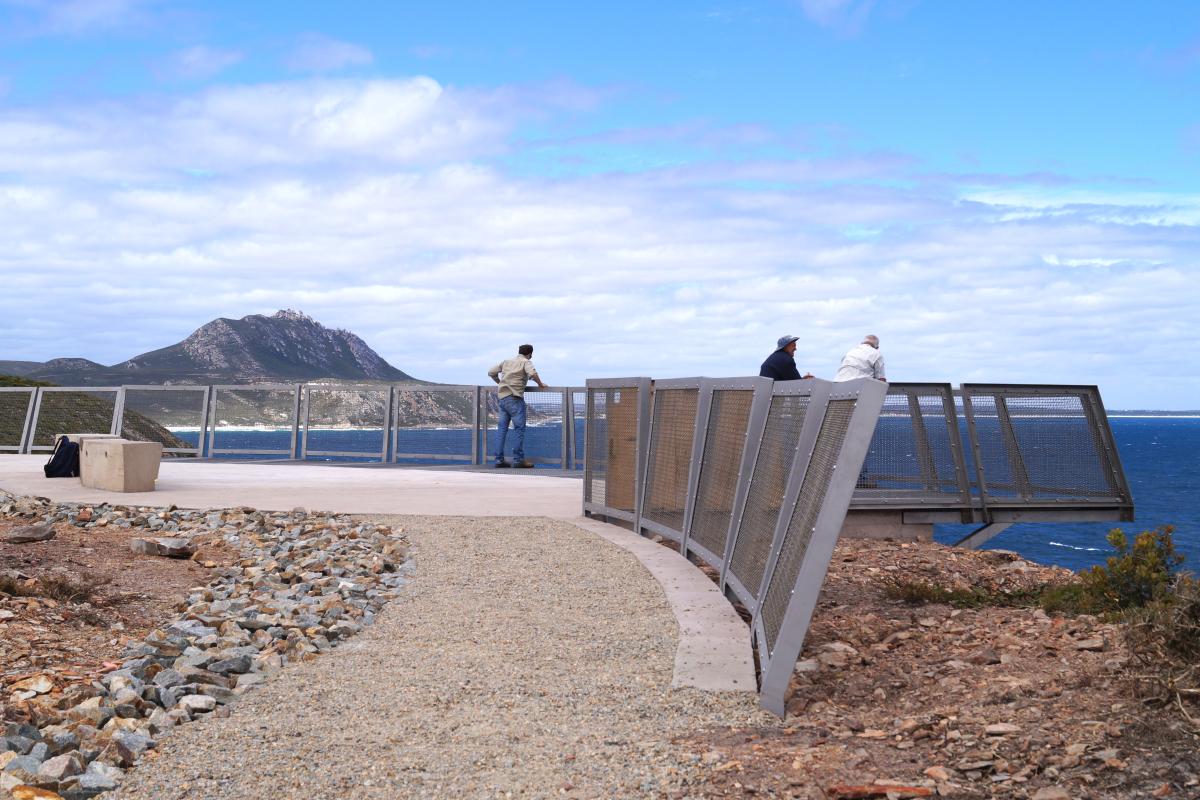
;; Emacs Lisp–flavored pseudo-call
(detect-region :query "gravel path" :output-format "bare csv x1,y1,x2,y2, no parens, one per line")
112,515,767,799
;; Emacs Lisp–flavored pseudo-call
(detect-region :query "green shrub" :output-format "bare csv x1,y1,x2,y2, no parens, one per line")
885,526,1186,617
0,374,54,387
1076,526,1184,612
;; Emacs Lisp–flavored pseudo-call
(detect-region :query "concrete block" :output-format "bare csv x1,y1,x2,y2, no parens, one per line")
840,510,932,542
55,434,121,483
55,432,121,446
80,439,162,493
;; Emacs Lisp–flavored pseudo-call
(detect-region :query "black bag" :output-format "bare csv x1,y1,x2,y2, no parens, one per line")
43,436,81,478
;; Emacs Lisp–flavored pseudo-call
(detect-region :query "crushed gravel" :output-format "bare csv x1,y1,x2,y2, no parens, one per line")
111,515,768,799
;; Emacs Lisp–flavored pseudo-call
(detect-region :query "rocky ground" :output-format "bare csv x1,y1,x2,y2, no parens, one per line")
679,539,1200,799
0,491,411,799
4,487,1199,799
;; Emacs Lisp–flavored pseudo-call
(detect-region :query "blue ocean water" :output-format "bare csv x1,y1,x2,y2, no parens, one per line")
933,417,1200,573
172,417,1200,573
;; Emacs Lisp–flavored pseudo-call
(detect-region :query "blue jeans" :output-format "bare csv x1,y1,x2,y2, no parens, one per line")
496,395,527,463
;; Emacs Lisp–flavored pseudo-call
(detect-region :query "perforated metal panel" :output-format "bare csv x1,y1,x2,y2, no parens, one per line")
0,389,36,452
641,386,700,538
760,399,855,652
583,380,649,521
688,387,755,565
119,387,208,457
29,389,120,450
584,389,609,504
755,380,890,716
727,393,811,605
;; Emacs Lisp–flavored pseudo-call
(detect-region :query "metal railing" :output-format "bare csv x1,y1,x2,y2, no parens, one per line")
0,388,38,454
583,375,889,716
853,383,1133,525
7,383,587,467
580,376,1135,715
6,381,1134,517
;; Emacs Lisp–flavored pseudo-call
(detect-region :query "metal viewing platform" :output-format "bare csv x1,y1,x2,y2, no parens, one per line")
0,378,1132,540
0,376,1135,716
577,375,1134,713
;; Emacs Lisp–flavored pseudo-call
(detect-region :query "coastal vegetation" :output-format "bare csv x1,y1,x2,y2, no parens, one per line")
0,374,53,387
886,525,1200,729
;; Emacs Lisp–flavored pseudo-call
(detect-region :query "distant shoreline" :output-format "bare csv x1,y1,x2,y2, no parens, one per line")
1108,414,1200,419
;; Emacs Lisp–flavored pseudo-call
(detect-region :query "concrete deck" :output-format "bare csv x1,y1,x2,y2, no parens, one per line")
0,455,580,517
0,455,754,693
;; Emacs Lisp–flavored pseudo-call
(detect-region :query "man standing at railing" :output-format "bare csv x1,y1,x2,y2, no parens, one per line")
759,335,815,381
835,334,887,382
487,344,549,469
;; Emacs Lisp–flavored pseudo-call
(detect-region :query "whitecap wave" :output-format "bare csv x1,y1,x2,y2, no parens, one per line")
1048,541,1105,552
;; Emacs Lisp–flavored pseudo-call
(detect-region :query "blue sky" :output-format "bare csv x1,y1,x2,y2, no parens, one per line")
1,0,1198,407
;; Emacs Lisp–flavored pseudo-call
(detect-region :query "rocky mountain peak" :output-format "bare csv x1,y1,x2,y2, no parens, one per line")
3,311,414,386
272,309,315,324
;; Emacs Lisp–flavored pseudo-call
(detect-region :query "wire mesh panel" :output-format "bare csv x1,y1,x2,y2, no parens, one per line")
585,390,608,506
583,379,650,523
0,388,37,453
392,386,476,464
29,388,121,451
755,378,889,716
119,386,208,457
640,381,701,541
852,383,970,515
208,385,300,459
303,384,390,462
572,390,587,471
962,385,1130,509
482,388,567,467
725,388,814,608
759,398,856,652
686,381,758,568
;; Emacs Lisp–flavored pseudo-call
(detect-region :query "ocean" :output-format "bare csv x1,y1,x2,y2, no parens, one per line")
935,417,1200,573
170,417,1200,574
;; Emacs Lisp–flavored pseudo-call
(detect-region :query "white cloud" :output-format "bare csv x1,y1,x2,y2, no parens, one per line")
0,77,1197,409
0,0,150,34
0,78,520,179
286,33,374,72
160,45,243,81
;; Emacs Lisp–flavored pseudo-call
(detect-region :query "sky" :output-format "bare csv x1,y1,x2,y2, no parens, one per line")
1,1,1198,408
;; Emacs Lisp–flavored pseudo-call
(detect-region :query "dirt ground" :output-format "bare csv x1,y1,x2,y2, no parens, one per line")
5,508,1199,798
0,515,234,722
678,539,1200,799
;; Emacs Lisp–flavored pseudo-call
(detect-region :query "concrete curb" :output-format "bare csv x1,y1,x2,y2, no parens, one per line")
569,516,756,693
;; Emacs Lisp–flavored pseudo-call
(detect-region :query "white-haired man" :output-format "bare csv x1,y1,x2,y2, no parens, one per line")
835,335,887,382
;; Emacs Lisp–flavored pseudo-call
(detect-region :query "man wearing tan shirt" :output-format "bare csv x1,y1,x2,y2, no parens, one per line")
487,344,549,468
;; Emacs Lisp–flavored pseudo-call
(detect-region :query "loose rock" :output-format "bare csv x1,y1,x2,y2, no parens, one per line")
4,523,56,543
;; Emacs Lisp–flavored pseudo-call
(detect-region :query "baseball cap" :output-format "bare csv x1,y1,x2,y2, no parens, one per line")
776,335,799,350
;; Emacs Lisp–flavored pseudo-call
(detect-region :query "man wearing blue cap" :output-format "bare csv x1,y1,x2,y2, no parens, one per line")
759,335,814,381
